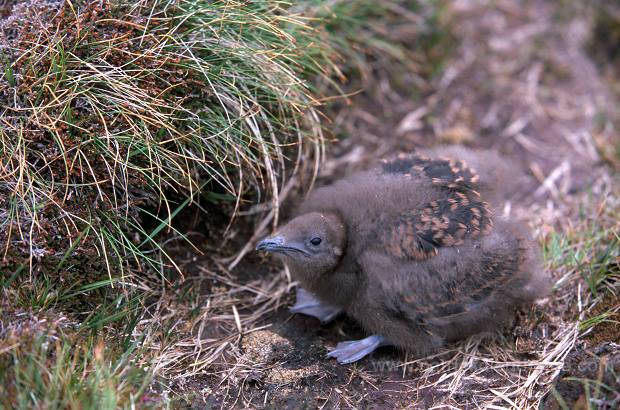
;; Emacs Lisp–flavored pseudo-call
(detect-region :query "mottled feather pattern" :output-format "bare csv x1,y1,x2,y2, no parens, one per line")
382,153,480,191
384,189,493,260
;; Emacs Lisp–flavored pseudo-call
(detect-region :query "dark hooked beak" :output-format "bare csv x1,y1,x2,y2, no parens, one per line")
256,236,285,252
255,236,310,256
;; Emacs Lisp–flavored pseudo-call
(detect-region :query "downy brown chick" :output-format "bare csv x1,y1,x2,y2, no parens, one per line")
256,149,550,364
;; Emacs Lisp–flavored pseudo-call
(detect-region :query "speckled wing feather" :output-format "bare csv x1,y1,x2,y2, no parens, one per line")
383,193,493,260
381,154,493,260
382,153,480,191
382,190,493,260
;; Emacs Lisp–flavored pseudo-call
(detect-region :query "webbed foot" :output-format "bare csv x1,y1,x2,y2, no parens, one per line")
289,288,343,323
326,334,387,364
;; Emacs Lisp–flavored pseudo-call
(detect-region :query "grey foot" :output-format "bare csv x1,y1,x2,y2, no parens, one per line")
289,288,343,323
327,334,387,364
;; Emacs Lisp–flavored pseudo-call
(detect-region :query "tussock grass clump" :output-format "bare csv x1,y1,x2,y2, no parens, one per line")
0,0,332,277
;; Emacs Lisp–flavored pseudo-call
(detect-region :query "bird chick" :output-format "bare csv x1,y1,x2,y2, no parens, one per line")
256,148,550,364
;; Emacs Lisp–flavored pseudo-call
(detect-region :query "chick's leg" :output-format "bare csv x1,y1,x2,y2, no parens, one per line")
327,335,388,364
290,288,343,323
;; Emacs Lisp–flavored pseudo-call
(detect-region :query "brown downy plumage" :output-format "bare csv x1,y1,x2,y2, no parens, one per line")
256,148,550,364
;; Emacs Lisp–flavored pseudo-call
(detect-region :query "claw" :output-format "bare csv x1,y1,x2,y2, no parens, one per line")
327,334,387,364
290,288,343,323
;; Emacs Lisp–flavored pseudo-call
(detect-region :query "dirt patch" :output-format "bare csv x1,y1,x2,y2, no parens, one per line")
585,292,620,345
544,342,620,409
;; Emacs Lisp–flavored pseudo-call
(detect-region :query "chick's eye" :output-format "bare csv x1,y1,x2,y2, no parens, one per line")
310,237,322,246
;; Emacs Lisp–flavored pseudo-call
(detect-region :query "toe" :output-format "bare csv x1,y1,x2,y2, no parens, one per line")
326,335,386,364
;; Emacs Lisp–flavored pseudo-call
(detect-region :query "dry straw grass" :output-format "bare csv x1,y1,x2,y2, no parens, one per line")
1,0,618,408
